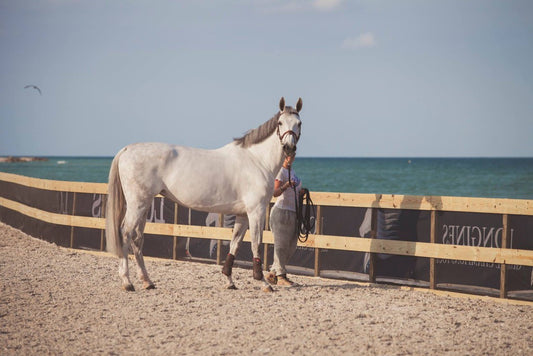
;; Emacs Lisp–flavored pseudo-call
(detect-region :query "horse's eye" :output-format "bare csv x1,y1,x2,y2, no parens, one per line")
278,122,282,126
298,122,301,128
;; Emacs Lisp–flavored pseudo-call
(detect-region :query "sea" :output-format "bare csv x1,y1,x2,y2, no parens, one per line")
1,157,532,200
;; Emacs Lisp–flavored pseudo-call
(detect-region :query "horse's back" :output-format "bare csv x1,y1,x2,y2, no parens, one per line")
121,141,176,161
116,142,245,213
117,143,179,199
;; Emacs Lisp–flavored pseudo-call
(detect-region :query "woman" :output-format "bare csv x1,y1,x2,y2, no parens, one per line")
267,152,301,286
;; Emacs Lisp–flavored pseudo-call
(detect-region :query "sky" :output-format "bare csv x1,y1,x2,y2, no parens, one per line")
1,0,532,157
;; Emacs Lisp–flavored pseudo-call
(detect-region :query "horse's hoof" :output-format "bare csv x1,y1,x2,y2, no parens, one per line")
122,284,135,292
144,283,156,290
262,285,274,293
222,254,235,276
227,284,237,290
266,272,278,285
252,258,263,280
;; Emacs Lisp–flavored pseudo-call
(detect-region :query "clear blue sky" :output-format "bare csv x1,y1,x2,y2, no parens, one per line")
1,0,532,157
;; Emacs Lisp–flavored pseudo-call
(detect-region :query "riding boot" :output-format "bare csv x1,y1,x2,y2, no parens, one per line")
253,258,263,280
222,253,235,276
277,273,294,286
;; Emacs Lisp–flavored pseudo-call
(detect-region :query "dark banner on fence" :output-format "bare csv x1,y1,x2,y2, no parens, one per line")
1,180,532,298
436,211,533,291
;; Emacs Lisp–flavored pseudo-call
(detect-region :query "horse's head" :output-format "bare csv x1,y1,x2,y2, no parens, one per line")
277,97,302,156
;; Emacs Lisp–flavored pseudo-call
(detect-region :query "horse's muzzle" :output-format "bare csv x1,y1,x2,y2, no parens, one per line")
283,144,297,156
280,130,299,156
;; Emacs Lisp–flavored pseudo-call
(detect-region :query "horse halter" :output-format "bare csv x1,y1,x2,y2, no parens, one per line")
276,116,301,144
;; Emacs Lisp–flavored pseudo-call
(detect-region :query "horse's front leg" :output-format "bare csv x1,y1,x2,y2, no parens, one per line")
248,209,274,292
222,216,248,289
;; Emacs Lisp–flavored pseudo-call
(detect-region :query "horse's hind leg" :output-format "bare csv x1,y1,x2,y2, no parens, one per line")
120,203,151,291
131,220,155,289
118,237,134,291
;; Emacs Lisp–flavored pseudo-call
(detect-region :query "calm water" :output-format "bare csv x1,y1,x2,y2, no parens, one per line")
1,157,532,199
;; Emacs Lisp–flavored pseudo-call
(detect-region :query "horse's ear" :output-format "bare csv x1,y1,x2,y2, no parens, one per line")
296,97,303,113
279,97,285,112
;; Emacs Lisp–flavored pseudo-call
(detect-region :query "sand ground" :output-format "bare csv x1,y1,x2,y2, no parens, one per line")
1,222,532,355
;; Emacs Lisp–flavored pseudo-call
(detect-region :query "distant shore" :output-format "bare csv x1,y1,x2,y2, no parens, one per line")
0,156,48,163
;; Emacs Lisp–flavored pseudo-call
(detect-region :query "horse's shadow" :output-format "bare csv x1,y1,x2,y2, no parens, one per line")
290,281,392,291
290,281,418,293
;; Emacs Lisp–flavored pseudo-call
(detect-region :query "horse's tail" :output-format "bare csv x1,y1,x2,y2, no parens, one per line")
106,148,126,258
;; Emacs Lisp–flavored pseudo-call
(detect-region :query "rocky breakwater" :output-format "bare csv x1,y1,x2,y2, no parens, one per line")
0,156,48,163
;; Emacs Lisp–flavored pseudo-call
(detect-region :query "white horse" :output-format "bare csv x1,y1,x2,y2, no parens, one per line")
106,97,303,292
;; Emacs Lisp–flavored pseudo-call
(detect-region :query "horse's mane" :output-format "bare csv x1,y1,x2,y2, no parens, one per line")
234,107,299,148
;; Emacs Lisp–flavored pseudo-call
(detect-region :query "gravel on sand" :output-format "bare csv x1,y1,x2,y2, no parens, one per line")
1,222,532,355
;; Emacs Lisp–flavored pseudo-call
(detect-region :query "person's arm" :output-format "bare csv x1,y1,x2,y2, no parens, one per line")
273,179,290,197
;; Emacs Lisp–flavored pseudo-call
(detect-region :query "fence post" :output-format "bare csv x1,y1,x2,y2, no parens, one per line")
100,194,106,251
314,205,322,277
430,210,437,290
173,203,178,260
368,208,377,283
217,214,224,265
69,192,77,248
500,214,510,298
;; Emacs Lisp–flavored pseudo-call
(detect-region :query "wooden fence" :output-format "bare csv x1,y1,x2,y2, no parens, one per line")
1,172,532,299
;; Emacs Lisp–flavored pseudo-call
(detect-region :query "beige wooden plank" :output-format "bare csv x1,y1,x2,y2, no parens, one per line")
0,172,108,194
142,220,276,244
0,196,105,229
311,192,532,215
297,233,533,267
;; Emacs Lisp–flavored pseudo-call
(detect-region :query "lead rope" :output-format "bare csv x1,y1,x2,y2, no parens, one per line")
288,166,315,243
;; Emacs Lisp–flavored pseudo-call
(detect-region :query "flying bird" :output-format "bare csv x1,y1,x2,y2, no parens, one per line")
24,85,42,95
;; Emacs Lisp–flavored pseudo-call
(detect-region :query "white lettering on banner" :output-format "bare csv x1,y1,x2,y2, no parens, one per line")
441,224,514,248
436,259,522,270
92,194,102,217
439,223,521,270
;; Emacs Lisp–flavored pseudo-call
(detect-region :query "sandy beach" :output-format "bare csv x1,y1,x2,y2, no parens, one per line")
0,221,531,355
